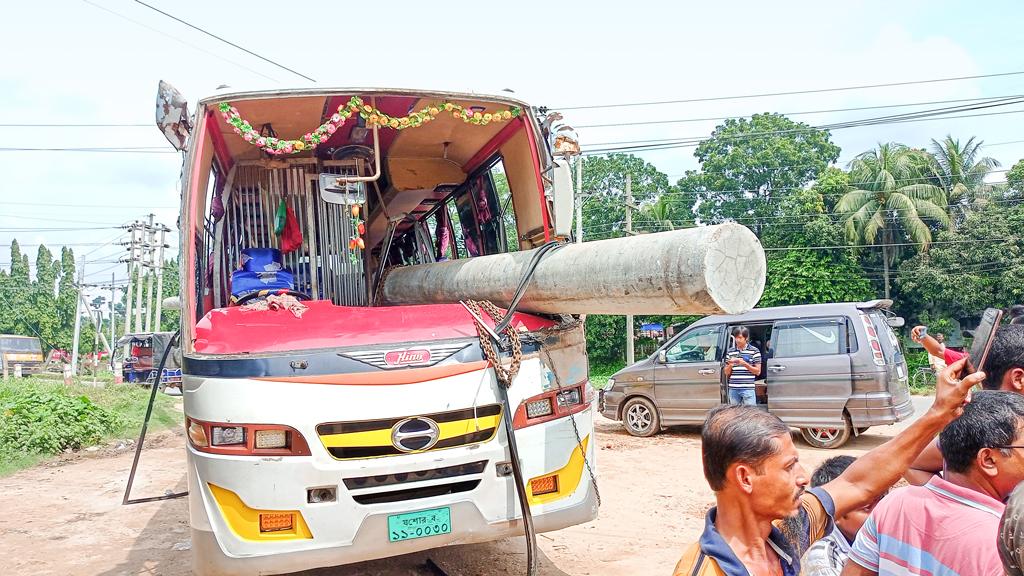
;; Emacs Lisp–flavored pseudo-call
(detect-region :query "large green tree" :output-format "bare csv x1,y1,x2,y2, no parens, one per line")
836,143,949,299
928,135,1000,205
760,169,874,306
1008,159,1024,198
687,113,841,241
577,153,678,241
896,200,1024,319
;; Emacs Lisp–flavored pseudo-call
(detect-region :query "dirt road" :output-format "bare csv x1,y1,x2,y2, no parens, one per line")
1,397,931,576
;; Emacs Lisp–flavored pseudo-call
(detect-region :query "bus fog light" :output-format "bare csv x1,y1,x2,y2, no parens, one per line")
187,420,208,447
211,426,245,446
530,474,559,496
259,512,294,532
525,398,553,419
307,487,336,503
255,429,288,449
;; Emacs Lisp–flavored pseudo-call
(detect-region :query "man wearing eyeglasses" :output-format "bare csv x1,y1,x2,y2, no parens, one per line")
842,390,1024,576
907,323,1024,484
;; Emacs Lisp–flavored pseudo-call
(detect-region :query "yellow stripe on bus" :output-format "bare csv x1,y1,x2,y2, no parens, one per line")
318,414,502,448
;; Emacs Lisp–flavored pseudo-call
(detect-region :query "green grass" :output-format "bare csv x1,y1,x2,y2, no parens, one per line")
589,361,626,390
0,376,180,476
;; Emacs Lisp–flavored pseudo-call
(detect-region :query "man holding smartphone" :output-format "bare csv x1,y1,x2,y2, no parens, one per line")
906,322,1024,484
724,326,761,405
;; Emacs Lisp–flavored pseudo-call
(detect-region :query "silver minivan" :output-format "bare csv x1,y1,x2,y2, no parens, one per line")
599,300,914,448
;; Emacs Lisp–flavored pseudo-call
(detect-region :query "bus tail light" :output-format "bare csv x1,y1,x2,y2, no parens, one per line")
513,384,590,429
186,418,311,456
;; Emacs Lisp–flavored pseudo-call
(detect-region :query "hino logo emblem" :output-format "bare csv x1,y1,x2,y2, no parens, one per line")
384,349,432,367
391,417,441,453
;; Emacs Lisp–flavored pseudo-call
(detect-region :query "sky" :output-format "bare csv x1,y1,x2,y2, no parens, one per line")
3,0,1024,301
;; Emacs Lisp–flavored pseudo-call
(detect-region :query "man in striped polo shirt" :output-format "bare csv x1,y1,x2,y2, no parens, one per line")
723,326,761,405
843,390,1024,576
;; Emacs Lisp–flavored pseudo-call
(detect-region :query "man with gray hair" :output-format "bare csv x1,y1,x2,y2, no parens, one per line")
673,358,981,576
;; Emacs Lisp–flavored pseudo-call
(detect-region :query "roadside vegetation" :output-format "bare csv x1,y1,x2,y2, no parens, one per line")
0,376,180,476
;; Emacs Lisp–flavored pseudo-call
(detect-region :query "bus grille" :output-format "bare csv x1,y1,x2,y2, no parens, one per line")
316,404,502,460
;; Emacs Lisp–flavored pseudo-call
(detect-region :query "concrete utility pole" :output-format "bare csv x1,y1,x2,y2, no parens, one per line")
153,225,167,331
110,273,116,370
134,219,148,333
123,222,139,336
575,157,583,244
624,172,635,366
70,261,85,376
143,214,156,333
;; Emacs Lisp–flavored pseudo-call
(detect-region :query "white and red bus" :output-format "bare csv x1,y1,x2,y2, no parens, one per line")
160,85,598,575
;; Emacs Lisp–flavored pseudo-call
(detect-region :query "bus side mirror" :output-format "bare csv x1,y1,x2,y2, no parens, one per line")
155,80,191,152
658,350,668,364
162,296,181,311
550,158,574,238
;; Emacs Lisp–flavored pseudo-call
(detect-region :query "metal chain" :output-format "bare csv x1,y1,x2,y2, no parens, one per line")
373,265,399,306
465,300,522,388
538,344,602,507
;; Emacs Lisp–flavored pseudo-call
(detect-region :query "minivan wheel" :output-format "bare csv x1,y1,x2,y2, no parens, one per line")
800,416,852,449
622,397,660,437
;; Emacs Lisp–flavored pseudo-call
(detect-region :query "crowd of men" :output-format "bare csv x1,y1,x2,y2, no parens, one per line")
675,312,1024,576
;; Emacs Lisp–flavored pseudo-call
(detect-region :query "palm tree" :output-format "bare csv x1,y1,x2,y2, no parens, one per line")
640,196,677,231
836,143,950,298
928,135,1000,204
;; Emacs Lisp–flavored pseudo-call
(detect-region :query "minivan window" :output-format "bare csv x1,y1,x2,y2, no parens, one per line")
665,325,723,363
773,319,842,358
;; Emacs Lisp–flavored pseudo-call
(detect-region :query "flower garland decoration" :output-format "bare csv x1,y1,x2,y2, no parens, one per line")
348,204,365,264
218,97,523,156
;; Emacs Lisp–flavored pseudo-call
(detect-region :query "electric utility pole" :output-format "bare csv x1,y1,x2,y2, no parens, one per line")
110,273,116,370
70,261,85,376
575,157,583,244
123,221,140,336
143,213,156,333
152,225,168,331
625,173,635,365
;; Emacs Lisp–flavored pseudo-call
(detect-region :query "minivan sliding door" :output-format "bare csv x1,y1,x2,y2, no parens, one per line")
766,317,852,427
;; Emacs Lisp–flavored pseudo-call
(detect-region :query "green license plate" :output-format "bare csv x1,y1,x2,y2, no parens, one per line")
387,506,451,542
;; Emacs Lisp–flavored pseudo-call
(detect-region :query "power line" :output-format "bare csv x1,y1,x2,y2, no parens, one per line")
0,214,129,226
582,97,1024,152
0,123,150,128
556,69,1024,110
583,108,1024,155
0,147,177,153
2,201,177,209
131,0,315,83
763,237,1009,252
575,94,1024,129
0,226,121,232
81,0,280,84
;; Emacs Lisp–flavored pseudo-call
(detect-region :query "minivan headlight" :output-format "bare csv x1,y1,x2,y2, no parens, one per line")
606,378,615,389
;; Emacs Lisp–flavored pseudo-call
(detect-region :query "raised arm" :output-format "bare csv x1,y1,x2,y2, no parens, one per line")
822,358,981,517
911,325,946,358
904,438,943,485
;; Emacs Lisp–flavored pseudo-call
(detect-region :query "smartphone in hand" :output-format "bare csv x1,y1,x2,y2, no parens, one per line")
964,308,1003,376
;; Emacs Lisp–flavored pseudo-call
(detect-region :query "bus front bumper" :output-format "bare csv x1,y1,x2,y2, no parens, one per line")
187,413,598,576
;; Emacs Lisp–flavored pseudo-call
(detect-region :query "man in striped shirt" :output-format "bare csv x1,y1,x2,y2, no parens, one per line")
723,326,761,405
843,390,1024,576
